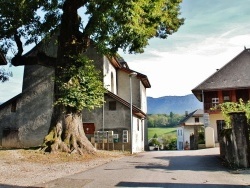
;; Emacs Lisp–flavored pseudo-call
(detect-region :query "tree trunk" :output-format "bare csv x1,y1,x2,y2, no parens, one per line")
42,62,96,154
43,106,95,154
42,0,96,154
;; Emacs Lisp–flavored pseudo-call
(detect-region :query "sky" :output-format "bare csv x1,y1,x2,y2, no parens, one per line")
1,0,250,102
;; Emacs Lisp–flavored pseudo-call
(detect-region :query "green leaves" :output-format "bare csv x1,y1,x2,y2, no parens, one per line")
217,99,250,127
84,0,184,54
0,0,62,54
0,0,184,56
55,55,106,112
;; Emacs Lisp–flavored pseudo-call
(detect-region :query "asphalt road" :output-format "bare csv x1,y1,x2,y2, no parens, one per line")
38,147,250,188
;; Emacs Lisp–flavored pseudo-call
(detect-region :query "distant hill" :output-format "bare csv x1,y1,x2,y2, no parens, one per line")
1,95,201,115
147,94,203,115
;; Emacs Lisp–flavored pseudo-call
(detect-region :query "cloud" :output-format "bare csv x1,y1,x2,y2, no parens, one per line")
122,27,250,97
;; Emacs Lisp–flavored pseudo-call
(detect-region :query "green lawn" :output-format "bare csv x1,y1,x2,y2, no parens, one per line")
148,127,177,140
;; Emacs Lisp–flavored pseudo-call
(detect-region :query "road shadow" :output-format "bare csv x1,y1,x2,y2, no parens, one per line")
132,152,228,172
0,184,41,188
116,181,249,187
154,153,225,171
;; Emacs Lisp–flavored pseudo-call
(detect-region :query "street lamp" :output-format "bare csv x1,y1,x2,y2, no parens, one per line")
129,72,137,154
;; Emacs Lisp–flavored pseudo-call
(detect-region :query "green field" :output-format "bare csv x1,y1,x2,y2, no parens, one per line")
148,127,177,140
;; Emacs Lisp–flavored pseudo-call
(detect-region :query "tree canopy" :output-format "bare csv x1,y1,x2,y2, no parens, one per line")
0,0,184,56
148,113,184,127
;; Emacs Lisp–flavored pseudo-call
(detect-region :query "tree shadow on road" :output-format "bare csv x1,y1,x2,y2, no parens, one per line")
116,181,248,187
153,154,226,171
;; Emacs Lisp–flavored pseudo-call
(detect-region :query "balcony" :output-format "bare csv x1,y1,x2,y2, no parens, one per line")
204,103,221,113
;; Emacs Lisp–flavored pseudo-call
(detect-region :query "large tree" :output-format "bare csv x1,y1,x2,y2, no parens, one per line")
0,0,184,154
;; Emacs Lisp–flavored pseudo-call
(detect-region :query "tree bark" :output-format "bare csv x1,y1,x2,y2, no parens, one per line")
42,0,96,154
43,105,95,154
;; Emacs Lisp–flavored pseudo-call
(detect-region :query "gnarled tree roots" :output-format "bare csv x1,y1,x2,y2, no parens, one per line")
42,113,96,155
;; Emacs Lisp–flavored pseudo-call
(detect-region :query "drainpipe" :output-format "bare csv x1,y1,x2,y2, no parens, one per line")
102,98,105,150
202,90,204,111
129,72,137,154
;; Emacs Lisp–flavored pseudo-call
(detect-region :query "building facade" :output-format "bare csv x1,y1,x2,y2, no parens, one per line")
177,109,204,150
192,48,250,143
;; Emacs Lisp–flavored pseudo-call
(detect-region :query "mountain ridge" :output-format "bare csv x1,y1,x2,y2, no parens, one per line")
147,94,203,115
1,94,202,115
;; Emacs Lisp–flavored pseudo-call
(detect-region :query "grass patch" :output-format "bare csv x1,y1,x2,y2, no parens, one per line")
148,127,176,140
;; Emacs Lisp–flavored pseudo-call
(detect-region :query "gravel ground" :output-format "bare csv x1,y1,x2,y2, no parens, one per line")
0,149,128,187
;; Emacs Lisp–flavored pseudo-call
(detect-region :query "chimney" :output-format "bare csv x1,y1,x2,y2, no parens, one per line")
185,111,188,117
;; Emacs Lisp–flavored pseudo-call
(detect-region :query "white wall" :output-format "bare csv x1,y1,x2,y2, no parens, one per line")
183,126,194,147
209,113,224,142
103,57,117,94
185,116,204,124
132,117,145,153
117,71,141,108
139,82,147,112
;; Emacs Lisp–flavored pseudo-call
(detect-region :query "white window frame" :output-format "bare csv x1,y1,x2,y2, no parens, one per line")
212,98,219,107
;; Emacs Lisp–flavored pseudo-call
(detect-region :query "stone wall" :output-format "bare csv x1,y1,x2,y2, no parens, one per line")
219,112,250,168
0,65,54,148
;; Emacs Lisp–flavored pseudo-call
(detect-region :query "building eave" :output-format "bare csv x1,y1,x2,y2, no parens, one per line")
106,91,147,119
0,93,22,110
184,123,204,126
120,68,151,88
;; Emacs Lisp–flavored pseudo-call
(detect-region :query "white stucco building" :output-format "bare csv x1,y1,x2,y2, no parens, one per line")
177,109,204,150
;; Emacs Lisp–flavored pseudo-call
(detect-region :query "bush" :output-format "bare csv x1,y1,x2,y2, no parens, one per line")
150,138,160,146
153,133,158,138
198,132,205,144
164,138,177,150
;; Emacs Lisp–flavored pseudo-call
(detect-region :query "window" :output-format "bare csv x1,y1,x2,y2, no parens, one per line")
109,101,116,110
212,98,219,107
195,117,199,123
11,100,17,112
111,72,114,93
223,91,230,102
178,129,182,136
223,96,230,101
236,89,249,102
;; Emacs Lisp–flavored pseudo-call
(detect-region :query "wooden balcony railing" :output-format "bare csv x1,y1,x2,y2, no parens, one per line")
204,103,221,113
